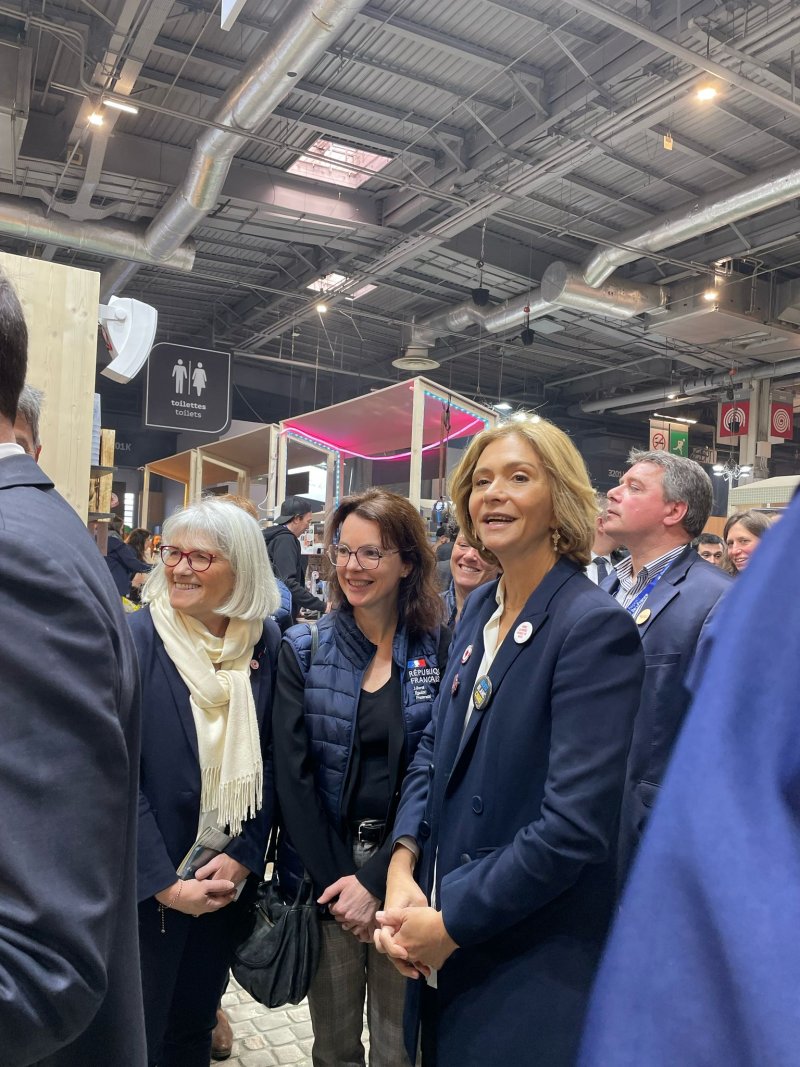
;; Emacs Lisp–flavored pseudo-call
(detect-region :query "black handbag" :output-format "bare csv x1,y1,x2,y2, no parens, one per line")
231,829,321,1008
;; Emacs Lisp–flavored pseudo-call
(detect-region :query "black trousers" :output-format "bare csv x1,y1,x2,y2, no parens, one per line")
420,984,439,1067
138,896,239,1067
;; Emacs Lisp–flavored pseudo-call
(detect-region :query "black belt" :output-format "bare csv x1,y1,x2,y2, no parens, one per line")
351,819,385,845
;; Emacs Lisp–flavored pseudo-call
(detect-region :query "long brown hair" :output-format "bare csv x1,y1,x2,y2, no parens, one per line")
325,489,442,634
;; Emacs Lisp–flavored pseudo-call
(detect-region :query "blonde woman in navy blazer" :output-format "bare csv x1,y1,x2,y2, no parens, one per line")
375,417,646,1066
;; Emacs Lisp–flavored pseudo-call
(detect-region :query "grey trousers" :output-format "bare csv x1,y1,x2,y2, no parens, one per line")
306,842,410,1067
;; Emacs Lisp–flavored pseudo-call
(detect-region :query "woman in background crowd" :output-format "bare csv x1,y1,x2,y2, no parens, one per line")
273,488,447,1067
125,527,155,603
129,498,280,1066
723,509,775,575
375,417,645,1067
441,528,499,627
127,526,156,564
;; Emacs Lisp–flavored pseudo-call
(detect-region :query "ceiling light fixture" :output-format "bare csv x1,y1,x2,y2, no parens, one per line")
696,85,718,102
102,97,139,115
652,412,697,424
88,112,104,127
316,303,327,313
702,289,718,302
493,401,512,412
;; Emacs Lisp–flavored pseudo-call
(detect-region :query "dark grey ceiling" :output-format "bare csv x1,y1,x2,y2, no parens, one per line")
2,0,800,431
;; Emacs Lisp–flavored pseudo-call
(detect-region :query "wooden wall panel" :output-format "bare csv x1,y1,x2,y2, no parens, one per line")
0,251,99,520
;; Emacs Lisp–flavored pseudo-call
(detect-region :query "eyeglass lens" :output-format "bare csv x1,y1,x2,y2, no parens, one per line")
328,545,384,569
160,546,214,572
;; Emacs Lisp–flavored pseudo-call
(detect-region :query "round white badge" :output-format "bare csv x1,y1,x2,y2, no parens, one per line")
461,644,473,664
514,621,533,644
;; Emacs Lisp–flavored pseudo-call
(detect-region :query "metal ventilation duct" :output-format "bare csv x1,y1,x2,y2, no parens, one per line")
540,263,666,318
0,196,196,271
581,156,800,287
407,156,800,357
99,0,369,299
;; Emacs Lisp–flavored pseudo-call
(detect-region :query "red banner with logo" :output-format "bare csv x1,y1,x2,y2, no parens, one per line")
770,401,794,439
718,401,750,438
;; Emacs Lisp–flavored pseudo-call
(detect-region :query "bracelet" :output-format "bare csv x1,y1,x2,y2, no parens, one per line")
165,880,184,910
158,880,184,934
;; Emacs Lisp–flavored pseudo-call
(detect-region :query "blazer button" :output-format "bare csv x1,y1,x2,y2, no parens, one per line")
419,820,431,840
471,795,483,814
428,762,435,776
459,852,471,865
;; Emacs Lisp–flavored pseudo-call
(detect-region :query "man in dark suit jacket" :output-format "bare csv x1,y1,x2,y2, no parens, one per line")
0,271,145,1066
580,495,794,1067
602,449,731,883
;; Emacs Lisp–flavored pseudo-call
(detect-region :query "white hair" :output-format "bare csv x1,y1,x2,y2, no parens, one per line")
143,498,280,621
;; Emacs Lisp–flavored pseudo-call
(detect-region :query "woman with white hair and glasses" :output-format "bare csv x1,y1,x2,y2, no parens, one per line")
128,498,281,1066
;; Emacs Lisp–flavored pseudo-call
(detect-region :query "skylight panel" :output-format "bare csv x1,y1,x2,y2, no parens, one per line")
288,138,392,189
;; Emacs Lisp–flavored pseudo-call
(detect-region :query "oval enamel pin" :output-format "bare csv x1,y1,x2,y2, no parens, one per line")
635,609,651,626
461,644,473,665
514,621,533,644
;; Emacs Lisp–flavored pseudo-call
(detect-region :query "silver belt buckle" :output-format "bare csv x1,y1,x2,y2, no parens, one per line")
357,819,382,844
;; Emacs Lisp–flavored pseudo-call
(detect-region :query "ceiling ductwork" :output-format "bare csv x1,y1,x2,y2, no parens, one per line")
404,155,800,362
99,0,369,300
540,263,666,318
581,156,800,287
580,357,800,414
0,195,196,271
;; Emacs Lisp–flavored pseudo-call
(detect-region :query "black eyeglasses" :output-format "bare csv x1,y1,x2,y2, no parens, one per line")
327,544,400,570
159,546,218,573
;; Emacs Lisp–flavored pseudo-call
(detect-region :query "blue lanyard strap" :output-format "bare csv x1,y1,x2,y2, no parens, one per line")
624,561,673,618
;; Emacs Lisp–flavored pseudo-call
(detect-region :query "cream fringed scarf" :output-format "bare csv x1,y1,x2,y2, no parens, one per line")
150,595,263,835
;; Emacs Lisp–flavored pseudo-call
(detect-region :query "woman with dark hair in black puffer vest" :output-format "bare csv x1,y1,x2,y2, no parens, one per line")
273,488,448,1067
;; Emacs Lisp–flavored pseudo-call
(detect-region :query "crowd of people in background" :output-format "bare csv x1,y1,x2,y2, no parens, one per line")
0,263,794,1067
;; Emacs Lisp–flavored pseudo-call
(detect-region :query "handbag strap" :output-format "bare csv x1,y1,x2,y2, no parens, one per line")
265,822,279,865
309,620,319,661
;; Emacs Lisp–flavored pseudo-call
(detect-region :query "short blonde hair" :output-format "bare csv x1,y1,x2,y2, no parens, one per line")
449,416,597,567
143,498,280,621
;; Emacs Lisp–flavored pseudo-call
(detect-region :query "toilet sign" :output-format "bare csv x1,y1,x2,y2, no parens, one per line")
145,342,231,434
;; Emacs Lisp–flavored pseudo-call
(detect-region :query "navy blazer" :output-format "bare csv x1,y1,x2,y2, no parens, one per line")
580,503,793,1067
0,454,145,1066
128,608,280,901
393,558,645,1066
603,546,731,881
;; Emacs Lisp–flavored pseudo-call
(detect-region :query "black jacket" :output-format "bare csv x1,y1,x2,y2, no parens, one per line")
105,533,150,596
263,524,325,615
0,454,145,1066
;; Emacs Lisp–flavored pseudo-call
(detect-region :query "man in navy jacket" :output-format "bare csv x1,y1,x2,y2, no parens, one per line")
0,271,145,1066
581,494,795,1066
602,449,731,883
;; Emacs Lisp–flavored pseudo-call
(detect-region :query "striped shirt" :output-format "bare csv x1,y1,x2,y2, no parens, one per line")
614,545,686,610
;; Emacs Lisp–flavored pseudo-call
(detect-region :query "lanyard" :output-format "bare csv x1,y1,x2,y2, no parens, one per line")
624,560,673,619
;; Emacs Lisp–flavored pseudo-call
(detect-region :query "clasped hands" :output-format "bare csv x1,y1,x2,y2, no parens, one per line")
372,847,458,977
154,854,250,916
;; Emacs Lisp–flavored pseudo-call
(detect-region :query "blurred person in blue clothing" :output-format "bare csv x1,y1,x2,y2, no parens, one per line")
580,498,795,1067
